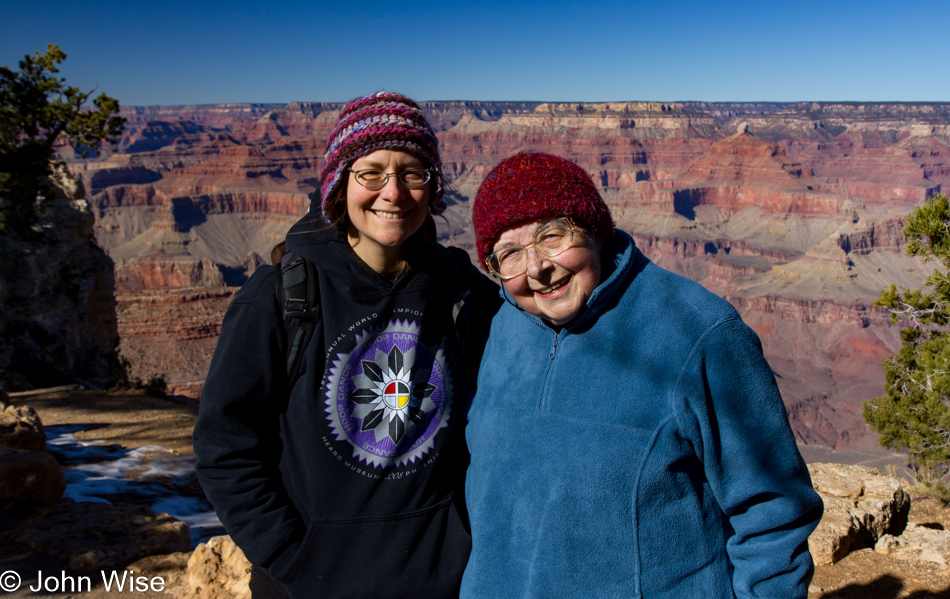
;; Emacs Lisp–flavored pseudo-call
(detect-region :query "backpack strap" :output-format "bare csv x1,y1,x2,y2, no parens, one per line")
272,241,321,390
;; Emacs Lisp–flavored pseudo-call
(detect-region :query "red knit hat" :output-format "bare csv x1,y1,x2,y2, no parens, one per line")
472,152,614,266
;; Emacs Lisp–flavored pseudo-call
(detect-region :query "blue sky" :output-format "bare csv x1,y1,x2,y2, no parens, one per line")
2,0,947,106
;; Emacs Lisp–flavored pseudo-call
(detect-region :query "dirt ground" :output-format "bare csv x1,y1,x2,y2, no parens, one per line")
5,386,950,598
9,385,199,455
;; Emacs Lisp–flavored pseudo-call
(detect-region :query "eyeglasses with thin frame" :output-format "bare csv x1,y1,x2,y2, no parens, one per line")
485,218,579,280
347,167,432,189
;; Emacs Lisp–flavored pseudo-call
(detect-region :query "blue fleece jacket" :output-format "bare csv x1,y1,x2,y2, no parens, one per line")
461,231,822,599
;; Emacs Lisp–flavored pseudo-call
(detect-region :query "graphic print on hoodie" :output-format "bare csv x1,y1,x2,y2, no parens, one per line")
325,318,453,469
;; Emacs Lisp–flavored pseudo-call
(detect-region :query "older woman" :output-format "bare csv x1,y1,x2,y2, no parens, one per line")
462,152,822,599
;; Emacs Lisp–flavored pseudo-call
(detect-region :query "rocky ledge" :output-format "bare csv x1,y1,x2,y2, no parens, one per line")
3,394,950,598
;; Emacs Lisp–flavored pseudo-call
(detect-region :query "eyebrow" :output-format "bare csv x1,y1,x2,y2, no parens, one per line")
492,219,561,251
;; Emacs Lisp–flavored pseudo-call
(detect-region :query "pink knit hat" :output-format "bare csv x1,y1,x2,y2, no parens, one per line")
472,152,614,266
319,91,445,222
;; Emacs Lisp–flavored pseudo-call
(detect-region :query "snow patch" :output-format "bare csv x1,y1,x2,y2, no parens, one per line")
45,424,224,547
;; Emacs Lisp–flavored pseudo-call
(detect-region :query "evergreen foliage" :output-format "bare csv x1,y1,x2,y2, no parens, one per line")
865,193,950,495
0,44,125,231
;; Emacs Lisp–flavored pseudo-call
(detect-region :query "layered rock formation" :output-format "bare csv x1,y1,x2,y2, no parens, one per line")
808,463,910,566
808,462,950,582
0,166,118,391
76,100,950,450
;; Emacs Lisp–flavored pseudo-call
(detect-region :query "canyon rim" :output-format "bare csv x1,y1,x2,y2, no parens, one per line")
72,100,950,452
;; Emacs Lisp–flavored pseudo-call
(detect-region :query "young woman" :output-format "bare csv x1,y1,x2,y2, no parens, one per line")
194,92,498,599
462,152,823,599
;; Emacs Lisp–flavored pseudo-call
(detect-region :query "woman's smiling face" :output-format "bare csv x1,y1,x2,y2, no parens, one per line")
345,149,430,272
494,218,602,327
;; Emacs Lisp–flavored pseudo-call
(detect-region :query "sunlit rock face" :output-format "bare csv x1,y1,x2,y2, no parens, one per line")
75,101,950,450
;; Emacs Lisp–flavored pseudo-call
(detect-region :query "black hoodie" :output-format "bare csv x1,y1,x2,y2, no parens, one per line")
194,214,499,599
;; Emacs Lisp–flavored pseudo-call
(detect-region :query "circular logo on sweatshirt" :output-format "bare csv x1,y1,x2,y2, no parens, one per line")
325,320,453,468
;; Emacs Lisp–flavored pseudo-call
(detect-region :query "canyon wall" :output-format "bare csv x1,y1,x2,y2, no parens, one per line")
75,100,950,450
0,168,119,391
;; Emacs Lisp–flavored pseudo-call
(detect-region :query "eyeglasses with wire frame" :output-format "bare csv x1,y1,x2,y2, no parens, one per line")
347,167,432,189
485,218,580,280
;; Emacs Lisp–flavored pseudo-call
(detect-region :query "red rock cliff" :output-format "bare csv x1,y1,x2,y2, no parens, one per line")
78,101,950,449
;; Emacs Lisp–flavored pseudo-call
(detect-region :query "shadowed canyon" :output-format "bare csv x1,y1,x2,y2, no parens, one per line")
70,100,950,452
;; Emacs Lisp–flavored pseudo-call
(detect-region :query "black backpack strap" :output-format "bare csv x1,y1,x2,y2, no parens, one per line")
272,242,321,390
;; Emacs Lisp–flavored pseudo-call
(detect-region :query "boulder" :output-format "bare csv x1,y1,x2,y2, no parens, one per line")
806,494,862,567
183,535,251,599
875,524,950,566
0,446,65,504
807,462,910,565
0,401,47,451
